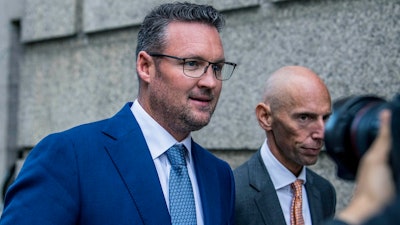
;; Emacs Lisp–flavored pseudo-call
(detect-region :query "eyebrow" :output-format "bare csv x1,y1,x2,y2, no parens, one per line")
293,111,332,118
183,55,226,63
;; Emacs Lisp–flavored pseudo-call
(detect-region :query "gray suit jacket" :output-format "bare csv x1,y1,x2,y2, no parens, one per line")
234,149,336,225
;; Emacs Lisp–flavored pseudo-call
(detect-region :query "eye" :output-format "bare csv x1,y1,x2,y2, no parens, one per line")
298,114,310,122
323,114,331,122
184,60,201,71
211,63,223,72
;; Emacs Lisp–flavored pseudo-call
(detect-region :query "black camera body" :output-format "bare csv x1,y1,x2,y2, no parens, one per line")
324,93,400,189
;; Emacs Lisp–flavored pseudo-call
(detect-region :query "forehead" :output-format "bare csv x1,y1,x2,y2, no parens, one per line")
163,21,224,59
284,88,332,115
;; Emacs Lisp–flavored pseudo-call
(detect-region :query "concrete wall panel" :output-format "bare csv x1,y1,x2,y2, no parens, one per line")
22,0,76,42
83,0,260,33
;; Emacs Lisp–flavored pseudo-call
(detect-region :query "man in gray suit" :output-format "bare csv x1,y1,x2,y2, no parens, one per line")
234,66,336,225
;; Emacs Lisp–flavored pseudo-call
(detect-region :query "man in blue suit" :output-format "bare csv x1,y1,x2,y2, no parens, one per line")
0,2,237,225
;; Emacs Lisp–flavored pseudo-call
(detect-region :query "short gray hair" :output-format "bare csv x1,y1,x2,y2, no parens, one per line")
136,2,225,57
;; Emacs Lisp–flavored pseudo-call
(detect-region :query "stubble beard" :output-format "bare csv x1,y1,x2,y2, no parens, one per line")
149,88,216,135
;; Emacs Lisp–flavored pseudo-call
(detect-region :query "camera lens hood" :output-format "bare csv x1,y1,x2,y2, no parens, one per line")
325,95,386,179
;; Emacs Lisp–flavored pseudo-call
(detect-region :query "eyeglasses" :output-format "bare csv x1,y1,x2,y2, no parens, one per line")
149,53,237,81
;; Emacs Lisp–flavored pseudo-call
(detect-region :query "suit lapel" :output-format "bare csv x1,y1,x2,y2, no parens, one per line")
191,142,218,224
305,171,323,225
249,150,287,225
102,103,171,225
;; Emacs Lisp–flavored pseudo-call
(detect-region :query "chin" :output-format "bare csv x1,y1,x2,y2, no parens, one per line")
186,118,210,131
305,158,319,166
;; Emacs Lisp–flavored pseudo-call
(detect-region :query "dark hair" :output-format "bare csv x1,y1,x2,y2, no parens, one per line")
135,2,225,57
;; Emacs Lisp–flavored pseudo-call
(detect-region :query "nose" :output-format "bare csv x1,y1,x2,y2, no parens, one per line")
198,64,219,88
311,118,325,140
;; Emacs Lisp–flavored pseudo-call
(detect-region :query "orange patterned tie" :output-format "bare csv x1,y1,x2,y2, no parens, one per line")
290,179,304,225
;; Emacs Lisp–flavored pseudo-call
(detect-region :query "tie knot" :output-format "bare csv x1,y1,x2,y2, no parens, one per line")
167,144,187,166
291,179,303,195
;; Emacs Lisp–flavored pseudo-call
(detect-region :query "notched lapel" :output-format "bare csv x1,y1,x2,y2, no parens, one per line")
102,103,171,225
305,173,323,225
191,143,219,224
249,150,287,225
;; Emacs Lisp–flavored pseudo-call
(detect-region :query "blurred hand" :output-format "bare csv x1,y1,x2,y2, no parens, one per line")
337,109,395,225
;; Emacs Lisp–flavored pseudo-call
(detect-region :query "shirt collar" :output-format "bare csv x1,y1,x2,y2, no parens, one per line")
130,99,193,161
260,139,307,190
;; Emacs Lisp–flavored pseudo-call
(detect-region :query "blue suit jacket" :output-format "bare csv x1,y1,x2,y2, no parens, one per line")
1,103,235,225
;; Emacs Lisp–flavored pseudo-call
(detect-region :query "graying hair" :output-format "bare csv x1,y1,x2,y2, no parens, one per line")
136,2,225,57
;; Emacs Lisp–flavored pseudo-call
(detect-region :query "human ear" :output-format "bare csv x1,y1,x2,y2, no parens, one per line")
136,51,155,83
256,103,273,131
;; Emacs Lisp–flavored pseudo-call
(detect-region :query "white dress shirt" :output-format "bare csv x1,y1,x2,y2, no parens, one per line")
260,139,312,225
131,99,204,225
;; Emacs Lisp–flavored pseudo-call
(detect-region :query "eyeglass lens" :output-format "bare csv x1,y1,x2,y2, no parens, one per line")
183,59,235,80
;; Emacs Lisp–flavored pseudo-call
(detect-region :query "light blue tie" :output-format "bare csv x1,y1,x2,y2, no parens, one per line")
167,144,197,225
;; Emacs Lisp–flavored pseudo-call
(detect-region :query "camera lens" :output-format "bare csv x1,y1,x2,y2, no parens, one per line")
324,95,387,180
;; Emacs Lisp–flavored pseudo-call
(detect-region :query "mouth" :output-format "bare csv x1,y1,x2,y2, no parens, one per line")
189,94,213,105
302,147,321,156
191,96,212,102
